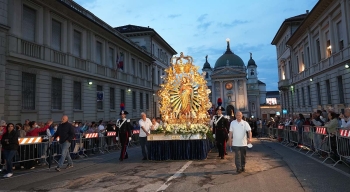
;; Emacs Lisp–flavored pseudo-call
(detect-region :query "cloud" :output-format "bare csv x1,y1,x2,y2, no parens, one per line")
197,14,208,22
197,22,212,30
168,14,181,19
217,20,250,28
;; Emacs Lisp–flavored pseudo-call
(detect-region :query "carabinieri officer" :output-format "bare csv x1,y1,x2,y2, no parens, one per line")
116,110,132,161
212,106,229,159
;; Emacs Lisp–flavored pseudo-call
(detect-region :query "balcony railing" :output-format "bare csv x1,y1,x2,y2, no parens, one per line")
278,79,290,90
21,40,42,59
8,35,153,89
51,49,66,65
59,0,151,57
291,46,350,83
97,65,106,76
74,57,86,71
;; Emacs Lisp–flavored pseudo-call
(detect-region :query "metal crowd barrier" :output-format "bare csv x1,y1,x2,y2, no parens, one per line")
277,125,284,143
282,125,290,145
300,125,313,153
268,126,273,139
289,125,298,148
310,126,335,163
334,128,350,167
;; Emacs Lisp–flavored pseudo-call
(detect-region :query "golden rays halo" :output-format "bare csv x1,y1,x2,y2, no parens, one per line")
158,52,212,125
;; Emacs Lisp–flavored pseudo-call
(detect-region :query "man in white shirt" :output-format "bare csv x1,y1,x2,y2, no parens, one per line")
228,111,252,173
139,112,152,160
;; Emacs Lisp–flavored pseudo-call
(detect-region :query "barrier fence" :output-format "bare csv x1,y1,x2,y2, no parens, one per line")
265,125,350,167
0,130,141,170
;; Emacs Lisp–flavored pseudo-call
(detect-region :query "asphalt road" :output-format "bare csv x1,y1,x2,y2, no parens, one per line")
1,138,349,192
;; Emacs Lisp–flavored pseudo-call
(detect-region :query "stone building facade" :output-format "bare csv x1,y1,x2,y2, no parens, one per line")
0,0,175,123
272,0,350,116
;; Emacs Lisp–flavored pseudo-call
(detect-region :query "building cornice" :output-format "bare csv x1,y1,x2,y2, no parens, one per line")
286,0,334,46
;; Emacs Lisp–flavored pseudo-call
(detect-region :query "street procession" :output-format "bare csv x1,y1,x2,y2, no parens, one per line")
1,0,350,191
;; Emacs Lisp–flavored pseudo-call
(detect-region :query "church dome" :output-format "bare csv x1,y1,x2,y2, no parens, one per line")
202,55,212,70
247,53,257,67
214,40,245,69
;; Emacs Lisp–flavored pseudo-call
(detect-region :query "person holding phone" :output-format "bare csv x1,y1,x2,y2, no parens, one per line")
339,108,350,128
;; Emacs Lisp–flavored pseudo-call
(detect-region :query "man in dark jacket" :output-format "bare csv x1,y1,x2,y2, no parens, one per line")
212,106,229,159
116,110,132,161
52,115,75,171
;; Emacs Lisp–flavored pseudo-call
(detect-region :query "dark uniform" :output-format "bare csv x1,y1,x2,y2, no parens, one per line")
212,106,229,159
116,110,132,161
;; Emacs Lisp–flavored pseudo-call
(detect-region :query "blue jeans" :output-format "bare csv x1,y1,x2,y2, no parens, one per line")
139,137,148,159
233,146,247,170
4,150,17,173
58,141,73,168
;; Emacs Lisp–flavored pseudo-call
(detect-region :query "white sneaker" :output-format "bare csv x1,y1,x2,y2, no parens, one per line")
3,173,13,178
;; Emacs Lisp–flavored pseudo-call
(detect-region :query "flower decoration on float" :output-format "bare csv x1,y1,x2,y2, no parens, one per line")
156,52,212,136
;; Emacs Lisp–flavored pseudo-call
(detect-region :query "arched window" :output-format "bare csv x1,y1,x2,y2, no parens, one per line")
205,73,209,78
250,69,255,76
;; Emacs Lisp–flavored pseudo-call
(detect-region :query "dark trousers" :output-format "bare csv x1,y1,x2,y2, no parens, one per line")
233,146,247,170
119,132,129,160
4,150,17,174
217,140,226,157
139,137,148,159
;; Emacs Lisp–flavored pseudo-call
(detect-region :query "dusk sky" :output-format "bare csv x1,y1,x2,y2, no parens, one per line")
74,0,318,91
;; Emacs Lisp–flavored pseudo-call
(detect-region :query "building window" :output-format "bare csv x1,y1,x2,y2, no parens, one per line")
96,41,102,64
296,56,299,72
326,39,331,57
153,68,156,84
131,58,136,76
51,78,62,110
325,80,331,104
307,86,311,106
290,90,294,108
73,81,81,110
301,52,305,68
120,89,125,104
316,39,321,62
110,87,115,110
51,19,61,50
132,91,136,110
205,73,209,79
139,62,143,78
73,30,81,57
108,48,114,68
158,70,161,85
22,5,36,42
250,69,254,76
316,83,321,105
140,92,143,109
97,85,103,110
145,65,149,80
146,93,149,110
22,72,36,110
296,89,300,107
301,87,305,106
337,21,344,50
306,47,310,66
337,76,344,104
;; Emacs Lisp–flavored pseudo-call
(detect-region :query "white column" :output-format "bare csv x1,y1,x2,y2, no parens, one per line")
243,80,248,111
235,80,238,110
220,81,223,106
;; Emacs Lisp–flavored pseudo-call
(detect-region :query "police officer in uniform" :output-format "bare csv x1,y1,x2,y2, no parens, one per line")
212,106,229,159
116,110,132,161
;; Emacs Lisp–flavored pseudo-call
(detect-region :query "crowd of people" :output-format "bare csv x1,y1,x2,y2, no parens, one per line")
0,111,163,178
